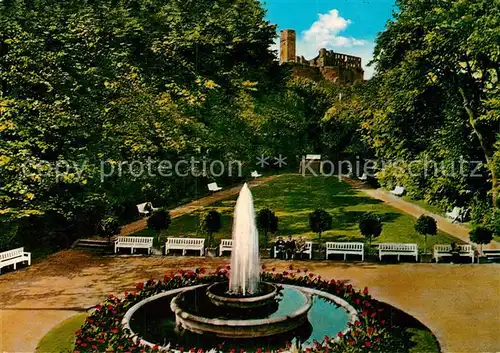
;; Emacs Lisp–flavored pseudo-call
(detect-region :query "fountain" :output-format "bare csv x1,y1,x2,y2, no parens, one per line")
122,183,358,349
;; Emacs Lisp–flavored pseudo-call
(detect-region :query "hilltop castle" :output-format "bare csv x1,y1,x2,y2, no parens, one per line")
280,29,364,84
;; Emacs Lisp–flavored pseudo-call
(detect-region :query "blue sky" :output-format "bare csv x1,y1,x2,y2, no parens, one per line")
261,0,397,78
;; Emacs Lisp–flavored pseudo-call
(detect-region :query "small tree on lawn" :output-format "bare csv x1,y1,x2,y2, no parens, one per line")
200,210,222,248
147,209,171,245
414,215,437,255
309,209,332,241
99,216,121,244
256,208,278,248
359,213,382,250
469,226,493,254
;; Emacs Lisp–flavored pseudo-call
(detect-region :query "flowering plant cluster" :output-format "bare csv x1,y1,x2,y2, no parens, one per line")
73,265,409,353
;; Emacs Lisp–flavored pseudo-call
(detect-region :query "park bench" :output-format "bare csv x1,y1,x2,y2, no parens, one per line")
114,236,154,254
273,241,312,259
251,171,262,178
358,173,368,181
165,237,205,256
445,207,464,223
325,242,364,261
136,202,160,217
378,243,418,262
219,239,233,256
482,249,500,262
433,244,474,263
390,186,405,196
207,182,222,192
0,247,31,274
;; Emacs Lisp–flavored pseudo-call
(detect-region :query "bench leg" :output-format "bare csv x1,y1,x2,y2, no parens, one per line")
131,248,134,254
13,263,16,270
361,253,364,262
182,249,186,256
344,253,347,261
397,254,400,262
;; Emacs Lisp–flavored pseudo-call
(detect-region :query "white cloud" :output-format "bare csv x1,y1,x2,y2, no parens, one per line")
272,9,376,79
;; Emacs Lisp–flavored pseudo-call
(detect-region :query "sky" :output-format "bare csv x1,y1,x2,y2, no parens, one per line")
261,0,397,78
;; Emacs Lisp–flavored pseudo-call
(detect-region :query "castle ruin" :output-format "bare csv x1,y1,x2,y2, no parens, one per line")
280,29,364,84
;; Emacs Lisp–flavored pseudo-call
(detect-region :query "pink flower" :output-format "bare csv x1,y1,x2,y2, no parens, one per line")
364,341,371,348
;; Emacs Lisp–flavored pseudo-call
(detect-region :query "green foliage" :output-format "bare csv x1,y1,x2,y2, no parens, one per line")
99,217,121,240
359,213,382,246
308,209,332,240
147,209,171,233
414,215,437,254
256,208,278,247
469,226,493,252
200,210,222,248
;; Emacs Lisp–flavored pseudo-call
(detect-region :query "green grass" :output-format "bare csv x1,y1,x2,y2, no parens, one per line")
407,327,441,353
36,313,87,353
138,175,462,249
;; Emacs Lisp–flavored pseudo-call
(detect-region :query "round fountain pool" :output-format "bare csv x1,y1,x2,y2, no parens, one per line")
123,284,357,350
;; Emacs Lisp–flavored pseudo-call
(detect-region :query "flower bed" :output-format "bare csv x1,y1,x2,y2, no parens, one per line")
74,266,410,353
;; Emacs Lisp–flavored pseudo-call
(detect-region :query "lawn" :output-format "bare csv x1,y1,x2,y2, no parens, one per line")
136,175,461,249
36,313,87,353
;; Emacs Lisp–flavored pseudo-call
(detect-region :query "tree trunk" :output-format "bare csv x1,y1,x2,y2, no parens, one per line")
459,87,498,207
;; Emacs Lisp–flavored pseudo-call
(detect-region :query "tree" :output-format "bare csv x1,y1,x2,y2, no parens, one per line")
469,226,493,253
414,215,437,254
99,217,121,244
359,213,382,249
308,209,332,240
200,210,222,248
256,208,278,248
147,209,171,244
372,0,500,205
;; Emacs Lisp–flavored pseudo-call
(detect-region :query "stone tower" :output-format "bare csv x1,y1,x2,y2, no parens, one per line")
280,29,296,63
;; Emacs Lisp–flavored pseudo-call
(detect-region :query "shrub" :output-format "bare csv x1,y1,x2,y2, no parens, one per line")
414,215,437,254
309,209,332,240
99,217,121,243
256,208,278,247
469,226,493,253
359,213,382,248
200,210,222,248
147,209,171,244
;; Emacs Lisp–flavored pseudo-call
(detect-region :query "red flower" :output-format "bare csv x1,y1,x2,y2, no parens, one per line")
81,343,87,348
364,341,371,348
370,312,377,318
226,265,231,270
110,328,119,333
262,264,267,270
381,319,386,325
308,273,314,278
348,340,356,345
283,271,289,276
75,329,82,335
367,327,375,335
361,310,368,317
363,287,369,295
95,305,102,311
354,320,361,326
297,269,301,273
337,331,343,338
197,349,203,353
136,282,144,291
271,267,276,272
324,335,329,342
288,264,294,270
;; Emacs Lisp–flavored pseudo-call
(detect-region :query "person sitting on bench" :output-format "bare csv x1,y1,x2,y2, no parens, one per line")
274,236,286,259
295,236,306,259
286,235,296,260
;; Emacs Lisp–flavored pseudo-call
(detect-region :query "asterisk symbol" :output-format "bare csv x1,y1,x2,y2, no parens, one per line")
256,154,270,168
274,154,287,168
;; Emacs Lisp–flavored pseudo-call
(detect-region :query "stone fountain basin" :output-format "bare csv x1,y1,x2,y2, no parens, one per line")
206,282,278,310
170,284,312,338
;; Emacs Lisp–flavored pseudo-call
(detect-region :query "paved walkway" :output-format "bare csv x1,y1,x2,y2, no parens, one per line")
361,187,500,250
0,253,499,352
119,174,283,236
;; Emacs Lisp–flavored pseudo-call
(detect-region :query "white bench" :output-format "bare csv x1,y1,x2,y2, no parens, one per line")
390,186,405,196
136,202,159,216
219,239,233,256
326,242,364,261
433,244,474,263
483,249,500,261
379,243,418,261
273,241,312,259
251,171,262,178
0,247,31,274
207,182,222,192
445,207,464,223
114,236,154,254
358,173,368,181
165,237,205,256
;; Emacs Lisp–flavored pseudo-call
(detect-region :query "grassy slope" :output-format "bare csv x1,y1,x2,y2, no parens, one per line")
36,313,87,353
137,175,461,248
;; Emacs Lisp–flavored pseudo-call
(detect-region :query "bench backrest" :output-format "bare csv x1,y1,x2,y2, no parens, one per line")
0,247,24,261
379,243,417,252
220,239,233,247
326,242,364,251
434,244,472,253
305,154,321,160
166,237,205,247
117,236,153,245
304,241,312,250
207,183,219,191
136,202,152,212
449,207,462,217
251,171,260,177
